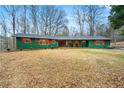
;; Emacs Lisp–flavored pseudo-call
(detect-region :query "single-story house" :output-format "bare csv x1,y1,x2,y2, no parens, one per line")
14,33,111,49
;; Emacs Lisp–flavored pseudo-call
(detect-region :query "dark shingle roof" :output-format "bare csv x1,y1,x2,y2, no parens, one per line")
14,33,111,40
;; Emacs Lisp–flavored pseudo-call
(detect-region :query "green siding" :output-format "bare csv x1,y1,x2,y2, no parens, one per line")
88,40,110,48
16,37,110,49
16,37,58,49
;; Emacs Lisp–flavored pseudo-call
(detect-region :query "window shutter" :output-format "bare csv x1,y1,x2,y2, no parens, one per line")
102,40,105,45
48,40,52,44
94,41,97,45
22,38,26,42
30,38,32,43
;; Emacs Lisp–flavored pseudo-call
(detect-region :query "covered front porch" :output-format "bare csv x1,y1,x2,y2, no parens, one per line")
58,40,89,47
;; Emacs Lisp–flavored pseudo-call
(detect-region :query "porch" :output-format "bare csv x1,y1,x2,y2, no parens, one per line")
58,40,89,47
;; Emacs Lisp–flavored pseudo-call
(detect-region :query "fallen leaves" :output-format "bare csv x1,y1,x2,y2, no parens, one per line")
0,49,124,87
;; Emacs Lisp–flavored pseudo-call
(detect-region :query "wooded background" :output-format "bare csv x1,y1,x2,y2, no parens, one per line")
0,5,124,51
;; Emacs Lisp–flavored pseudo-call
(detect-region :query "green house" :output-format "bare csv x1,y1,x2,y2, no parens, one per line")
14,33,111,49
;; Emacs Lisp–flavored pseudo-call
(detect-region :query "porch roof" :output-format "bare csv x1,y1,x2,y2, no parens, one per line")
14,33,111,40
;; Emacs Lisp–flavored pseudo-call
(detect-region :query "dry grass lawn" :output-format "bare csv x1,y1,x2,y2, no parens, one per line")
0,48,124,88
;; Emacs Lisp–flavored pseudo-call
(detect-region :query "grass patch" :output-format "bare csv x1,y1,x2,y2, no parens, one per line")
118,54,124,61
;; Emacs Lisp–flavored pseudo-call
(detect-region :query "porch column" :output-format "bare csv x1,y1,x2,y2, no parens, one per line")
66,40,68,47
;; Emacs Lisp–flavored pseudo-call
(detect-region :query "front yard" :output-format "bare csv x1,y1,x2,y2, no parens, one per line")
0,48,124,87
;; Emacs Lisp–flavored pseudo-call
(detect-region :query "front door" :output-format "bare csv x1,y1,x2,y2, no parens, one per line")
59,40,66,47
81,40,88,47
73,41,80,47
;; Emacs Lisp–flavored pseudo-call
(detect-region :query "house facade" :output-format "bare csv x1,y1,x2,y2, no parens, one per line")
14,33,111,49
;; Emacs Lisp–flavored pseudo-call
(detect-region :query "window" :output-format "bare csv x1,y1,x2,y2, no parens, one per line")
37,39,48,45
42,39,47,45
48,40,53,44
94,40,105,45
22,38,32,43
37,39,42,45
52,40,56,44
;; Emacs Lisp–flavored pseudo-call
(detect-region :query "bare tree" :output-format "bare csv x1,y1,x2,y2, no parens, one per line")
2,5,19,49
21,5,27,34
73,6,86,36
95,23,107,36
39,6,56,35
18,5,29,34
39,6,68,36
85,5,105,36
30,5,39,34
0,14,8,49
39,6,54,35
3,6,17,35
53,10,68,36
58,25,69,36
